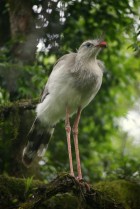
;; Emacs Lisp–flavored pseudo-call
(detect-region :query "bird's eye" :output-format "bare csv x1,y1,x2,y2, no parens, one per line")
85,42,93,48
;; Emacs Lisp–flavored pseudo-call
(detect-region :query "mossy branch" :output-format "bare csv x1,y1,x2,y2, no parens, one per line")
0,98,39,116
0,173,140,209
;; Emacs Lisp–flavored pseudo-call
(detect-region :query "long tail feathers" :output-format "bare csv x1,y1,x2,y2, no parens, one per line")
22,119,54,167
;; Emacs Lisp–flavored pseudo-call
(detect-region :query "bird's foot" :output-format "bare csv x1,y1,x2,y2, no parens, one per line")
75,176,91,192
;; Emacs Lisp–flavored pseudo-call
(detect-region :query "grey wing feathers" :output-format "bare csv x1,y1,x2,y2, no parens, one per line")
40,56,68,103
40,53,77,102
53,54,69,68
53,52,76,70
40,84,49,102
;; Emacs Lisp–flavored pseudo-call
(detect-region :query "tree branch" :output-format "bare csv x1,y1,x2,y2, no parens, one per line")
0,98,39,116
0,174,129,209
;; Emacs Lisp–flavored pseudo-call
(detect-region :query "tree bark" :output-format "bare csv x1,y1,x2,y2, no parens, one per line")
8,0,37,63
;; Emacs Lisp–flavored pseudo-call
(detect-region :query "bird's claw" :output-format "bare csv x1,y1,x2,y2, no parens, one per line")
75,176,91,192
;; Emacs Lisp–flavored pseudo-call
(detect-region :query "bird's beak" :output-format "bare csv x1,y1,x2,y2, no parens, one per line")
96,41,107,48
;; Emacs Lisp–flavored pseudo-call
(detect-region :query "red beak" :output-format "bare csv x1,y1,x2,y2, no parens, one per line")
96,41,107,47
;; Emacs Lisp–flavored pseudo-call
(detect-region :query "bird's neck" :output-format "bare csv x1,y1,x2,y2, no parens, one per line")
76,53,97,63
74,54,98,73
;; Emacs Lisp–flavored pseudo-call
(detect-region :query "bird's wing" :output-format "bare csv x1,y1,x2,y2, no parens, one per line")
40,84,49,102
53,52,76,71
97,59,106,72
40,52,77,102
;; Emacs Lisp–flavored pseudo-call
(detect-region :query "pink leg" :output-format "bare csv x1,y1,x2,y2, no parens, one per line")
72,107,82,180
65,107,74,177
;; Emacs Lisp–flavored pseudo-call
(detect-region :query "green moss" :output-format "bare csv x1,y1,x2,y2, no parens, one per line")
0,175,24,208
0,99,41,178
43,193,80,209
20,193,90,209
18,201,36,209
0,175,43,209
94,180,140,209
0,175,140,209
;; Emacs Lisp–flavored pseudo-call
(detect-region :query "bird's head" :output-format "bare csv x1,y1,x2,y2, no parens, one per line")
78,39,107,59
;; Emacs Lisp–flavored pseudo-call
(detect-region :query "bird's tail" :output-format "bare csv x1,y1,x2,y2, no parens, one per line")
22,118,54,167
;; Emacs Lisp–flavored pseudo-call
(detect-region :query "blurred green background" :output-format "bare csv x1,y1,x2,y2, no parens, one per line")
0,0,140,183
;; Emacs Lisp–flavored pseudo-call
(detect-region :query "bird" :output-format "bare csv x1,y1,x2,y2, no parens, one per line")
22,38,107,180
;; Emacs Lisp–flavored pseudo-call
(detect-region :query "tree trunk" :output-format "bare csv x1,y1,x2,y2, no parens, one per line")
0,0,39,100
0,99,40,178
8,0,37,63
0,0,10,46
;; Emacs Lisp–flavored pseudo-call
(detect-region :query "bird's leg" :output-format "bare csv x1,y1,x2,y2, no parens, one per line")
65,107,74,177
72,107,82,180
